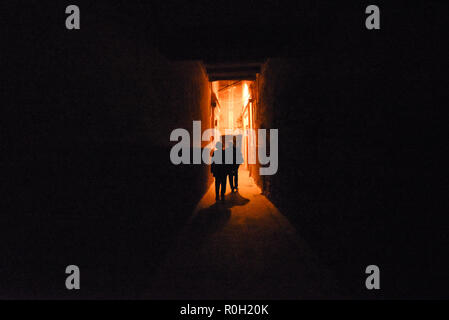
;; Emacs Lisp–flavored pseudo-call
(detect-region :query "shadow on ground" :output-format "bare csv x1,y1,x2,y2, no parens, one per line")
191,203,231,237
223,191,250,208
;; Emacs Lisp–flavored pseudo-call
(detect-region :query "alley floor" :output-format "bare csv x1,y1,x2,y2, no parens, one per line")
144,170,343,299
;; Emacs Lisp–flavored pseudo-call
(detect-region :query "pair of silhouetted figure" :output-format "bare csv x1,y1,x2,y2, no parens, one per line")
211,138,242,201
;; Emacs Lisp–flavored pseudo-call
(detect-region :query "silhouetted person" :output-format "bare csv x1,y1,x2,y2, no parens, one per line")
211,141,227,201
229,136,242,192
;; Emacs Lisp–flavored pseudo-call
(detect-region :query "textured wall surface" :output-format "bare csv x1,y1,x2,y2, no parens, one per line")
248,4,446,296
3,3,213,298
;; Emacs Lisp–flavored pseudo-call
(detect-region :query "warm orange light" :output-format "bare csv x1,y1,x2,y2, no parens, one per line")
243,83,250,108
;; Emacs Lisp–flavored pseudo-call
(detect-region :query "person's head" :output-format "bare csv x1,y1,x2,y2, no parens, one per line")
215,141,223,150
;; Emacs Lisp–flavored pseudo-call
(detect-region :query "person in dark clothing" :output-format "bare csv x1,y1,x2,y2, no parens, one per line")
223,140,234,191
229,136,242,192
211,141,227,201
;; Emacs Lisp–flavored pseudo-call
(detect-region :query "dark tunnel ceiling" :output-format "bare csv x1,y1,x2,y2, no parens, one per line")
150,1,318,62
138,1,371,79
204,61,262,81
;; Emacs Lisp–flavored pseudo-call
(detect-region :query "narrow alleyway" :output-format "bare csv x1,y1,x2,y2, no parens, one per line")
145,169,343,299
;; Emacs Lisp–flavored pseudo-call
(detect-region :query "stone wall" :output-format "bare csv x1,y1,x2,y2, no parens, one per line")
248,2,446,297
2,2,213,298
